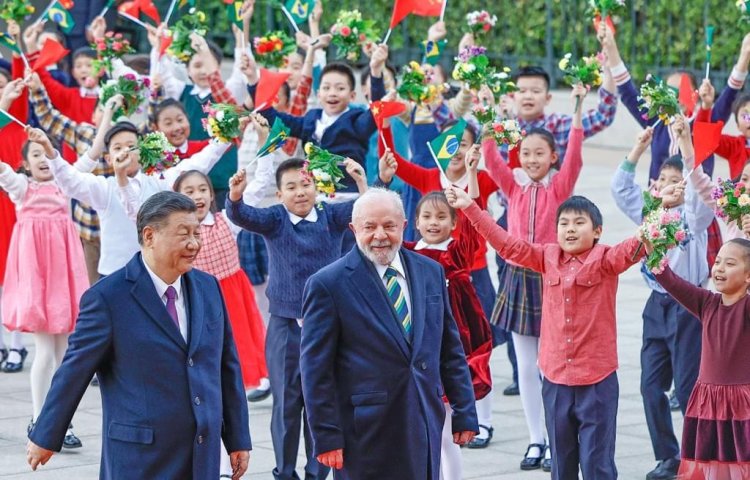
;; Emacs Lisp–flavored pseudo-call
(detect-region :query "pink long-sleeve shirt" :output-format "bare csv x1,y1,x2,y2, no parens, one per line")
483,127,584,266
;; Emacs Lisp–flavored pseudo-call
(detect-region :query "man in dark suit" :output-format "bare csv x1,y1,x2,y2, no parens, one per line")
26,191,252,479
300,188,478,479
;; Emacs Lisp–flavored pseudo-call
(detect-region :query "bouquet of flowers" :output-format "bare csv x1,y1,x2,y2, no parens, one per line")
559,52,603,112
253,31,296,68
472,103,496,126
712,178,750,228
483,118,525,148
638,205,686,274
487,67,517,101
452,46,493,91
138,132,177,177
587,0,627,19
99,74,149,118
329,9,379,62
202,103,250,144
397,61,447,106
303,143,346,197
639,74,680,125
166,8,208,64
0,0,34,24
465,10,497,38
92,32,135,77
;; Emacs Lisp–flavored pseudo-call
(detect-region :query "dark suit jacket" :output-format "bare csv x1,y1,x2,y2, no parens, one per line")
300,247,478,480
29,254,251,480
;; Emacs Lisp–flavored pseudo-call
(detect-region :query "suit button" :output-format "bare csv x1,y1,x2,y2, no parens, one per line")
194,396,201,405
188,358,194,367
197,435,204,444
420,362,427,370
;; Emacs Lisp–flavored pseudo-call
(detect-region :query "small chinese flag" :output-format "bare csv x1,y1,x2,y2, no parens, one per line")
693,120,724,167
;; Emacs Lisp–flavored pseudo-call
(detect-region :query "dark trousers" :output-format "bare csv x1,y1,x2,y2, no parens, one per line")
543,372,619,480
640,291,702,461
267,315,330,480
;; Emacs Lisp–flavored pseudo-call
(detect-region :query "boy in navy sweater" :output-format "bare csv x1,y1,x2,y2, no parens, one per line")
226,158,366,480
247,45,389,195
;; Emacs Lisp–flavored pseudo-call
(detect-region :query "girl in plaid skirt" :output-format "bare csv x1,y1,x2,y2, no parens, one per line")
481,89,585,471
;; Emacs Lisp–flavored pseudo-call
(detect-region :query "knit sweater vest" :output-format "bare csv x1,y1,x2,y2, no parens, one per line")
180,85,237,192
226,200,353,318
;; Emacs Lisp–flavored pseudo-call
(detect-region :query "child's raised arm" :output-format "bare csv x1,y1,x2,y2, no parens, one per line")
0,158,29,203
464,144,481,199
611,128,652,225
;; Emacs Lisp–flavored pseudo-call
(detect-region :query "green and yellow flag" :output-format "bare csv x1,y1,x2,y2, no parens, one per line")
421,40,446,66
428,119,466,171
0,33,21,54
257,118,290,158
226,0,243,28
44,1,75,34
285,0,314,24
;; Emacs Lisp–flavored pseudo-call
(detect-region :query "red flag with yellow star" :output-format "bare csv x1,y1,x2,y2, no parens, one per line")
370,100,406,130
389,0,442,28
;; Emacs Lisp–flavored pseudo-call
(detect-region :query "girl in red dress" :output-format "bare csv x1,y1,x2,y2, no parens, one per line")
172,170,268,390
398,146,492,480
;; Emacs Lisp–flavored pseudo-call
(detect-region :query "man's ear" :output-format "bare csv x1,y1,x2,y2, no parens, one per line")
141,225,155,247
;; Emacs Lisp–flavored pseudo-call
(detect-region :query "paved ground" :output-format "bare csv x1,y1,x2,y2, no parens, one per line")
0,91,732,479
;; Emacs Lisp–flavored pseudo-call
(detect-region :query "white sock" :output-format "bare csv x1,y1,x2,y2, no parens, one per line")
474,393,493,440
512,333,547,449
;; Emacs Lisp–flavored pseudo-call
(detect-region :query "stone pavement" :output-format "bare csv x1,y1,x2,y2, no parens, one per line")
0,91,732,479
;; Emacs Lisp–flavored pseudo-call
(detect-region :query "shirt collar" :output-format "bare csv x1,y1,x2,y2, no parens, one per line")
202,211,215,226
439,172,468,189
285,206,318,225
176,141,189,154
374,252,407,280
415,238,453,251
562,247,593,264
142,256,183,300
190,85,212,99
320,108,348,125
79,86,99,97
513,168,555,189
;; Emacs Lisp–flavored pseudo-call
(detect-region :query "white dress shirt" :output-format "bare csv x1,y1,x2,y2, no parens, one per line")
313,108,349,142
374,253,411,316
286,206,319,225
143,258,188,341
414,238,453,251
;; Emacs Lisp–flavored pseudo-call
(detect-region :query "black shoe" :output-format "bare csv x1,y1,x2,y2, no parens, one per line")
2,347,27,373
668,391,680,411
646,458,680,480
520,443,546,470
246,387,271,403
503,381,520,396
542,457,552,472
62,431,82,449
466,424,493,449
0,347,8,367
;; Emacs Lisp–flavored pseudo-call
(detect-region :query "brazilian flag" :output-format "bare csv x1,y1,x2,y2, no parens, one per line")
285,0,314,24
421,40,446,66
44,1,75,34
257,118,291,158
226,0,243,28
428,119,466,171
0,33,20,54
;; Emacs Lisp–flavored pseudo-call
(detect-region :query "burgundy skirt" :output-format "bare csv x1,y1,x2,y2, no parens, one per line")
678,382,750,479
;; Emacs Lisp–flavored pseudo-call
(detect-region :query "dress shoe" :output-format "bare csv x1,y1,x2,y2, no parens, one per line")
542,458,552,472
503,381,520,396
520,443,546,470
246,387,271,403
646,458,680,480
0,347,8,368
63,432,83,449
2,347,27,373
466,424,493,449
668,391,680,411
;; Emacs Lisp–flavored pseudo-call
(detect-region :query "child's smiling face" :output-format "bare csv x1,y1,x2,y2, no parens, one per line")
318,71,356,116
514,76,552,121
655,166,685,208
24,142,54,183
519,133,557,181
712,242,750,296
556,210,601,255
415,198,456,245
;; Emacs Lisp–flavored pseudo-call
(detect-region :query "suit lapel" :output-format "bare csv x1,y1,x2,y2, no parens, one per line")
401,250,426,357
127,256,188,352
345,249,410,361
185,272,205,355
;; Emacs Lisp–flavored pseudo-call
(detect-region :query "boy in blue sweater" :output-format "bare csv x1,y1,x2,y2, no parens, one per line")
610,118,713,480
226,158,366,480
247,45,389,196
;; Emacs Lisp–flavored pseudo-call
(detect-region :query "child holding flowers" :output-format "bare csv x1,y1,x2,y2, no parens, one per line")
648,236,750,480
610,116,714,480
444,186,645,480
479,88,585,472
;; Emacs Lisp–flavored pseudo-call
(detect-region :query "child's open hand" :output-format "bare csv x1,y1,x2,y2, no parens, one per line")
378,149,397,184
465,144,481,172
698,79,715,110
228,169,248,202
444,186,473,210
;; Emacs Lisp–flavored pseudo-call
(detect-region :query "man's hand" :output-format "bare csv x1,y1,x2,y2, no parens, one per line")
229,169,248,202
26,440,54,471
316,448,344,469
452,430,476,446
229,450,250,479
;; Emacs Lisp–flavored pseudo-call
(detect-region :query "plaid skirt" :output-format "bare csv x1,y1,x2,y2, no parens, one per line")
490,263,543,337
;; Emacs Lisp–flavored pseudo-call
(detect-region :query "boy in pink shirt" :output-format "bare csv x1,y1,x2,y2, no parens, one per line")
446,189,645,480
